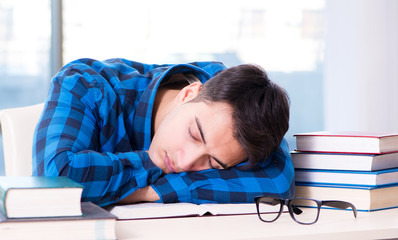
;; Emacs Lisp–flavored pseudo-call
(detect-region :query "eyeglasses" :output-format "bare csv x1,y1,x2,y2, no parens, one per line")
254,196,357,225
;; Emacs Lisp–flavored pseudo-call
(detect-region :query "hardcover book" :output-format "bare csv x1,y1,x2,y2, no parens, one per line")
0,176,83,218
295,182,398,211
291,151,398,171
0,202,116,240
295,168,398,186
294,131,398,154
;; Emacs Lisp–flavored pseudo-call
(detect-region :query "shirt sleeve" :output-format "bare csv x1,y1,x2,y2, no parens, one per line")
151,138,295,204
32,60,163,207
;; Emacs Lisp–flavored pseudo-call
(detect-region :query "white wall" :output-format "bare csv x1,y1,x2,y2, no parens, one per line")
324,0,398,132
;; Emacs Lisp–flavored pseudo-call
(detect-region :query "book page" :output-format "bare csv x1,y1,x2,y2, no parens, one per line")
108,202,272,220
201,203,258,215
109,202,204,219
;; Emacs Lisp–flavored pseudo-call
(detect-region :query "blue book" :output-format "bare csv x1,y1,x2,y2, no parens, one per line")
295,167,398,187
295,182,398,211
0,176,83,218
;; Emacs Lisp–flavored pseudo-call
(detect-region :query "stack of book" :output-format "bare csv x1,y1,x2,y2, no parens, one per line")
0,176,117,239
292,131,398,211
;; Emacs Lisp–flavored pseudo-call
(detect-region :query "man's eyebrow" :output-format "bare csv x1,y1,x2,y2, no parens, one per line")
195,117,229,169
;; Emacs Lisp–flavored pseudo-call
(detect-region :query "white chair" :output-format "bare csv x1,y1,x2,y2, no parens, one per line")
0,103,44,176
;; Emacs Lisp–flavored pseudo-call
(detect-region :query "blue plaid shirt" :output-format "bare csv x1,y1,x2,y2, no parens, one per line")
33,58,295,207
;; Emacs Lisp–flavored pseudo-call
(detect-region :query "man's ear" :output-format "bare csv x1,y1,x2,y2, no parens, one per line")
175,82,202,104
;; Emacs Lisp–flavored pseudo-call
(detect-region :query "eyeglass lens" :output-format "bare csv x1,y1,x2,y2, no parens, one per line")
289,198,319,224
256,197,282,222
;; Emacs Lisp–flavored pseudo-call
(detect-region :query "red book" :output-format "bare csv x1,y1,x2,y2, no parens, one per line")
294,131,398,154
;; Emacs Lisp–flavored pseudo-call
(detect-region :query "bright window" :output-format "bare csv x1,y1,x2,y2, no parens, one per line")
0,0,51,175
0,0,51,109
63,0,324,72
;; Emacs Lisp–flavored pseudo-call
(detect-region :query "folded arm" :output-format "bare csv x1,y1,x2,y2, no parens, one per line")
33,61,163,206
151,138,295,204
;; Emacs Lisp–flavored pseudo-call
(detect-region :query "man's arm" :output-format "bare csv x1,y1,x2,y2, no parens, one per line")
33,60,163,207
151,138,295,203
117,186,159,204
33,100,163,206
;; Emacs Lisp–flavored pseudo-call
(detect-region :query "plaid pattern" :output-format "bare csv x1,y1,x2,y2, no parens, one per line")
33,58,294,206
154,138,295,204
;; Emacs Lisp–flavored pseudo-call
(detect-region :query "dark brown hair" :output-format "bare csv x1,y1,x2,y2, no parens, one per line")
193,64,290,169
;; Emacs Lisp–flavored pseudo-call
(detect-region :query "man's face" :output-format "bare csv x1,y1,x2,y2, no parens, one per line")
148,86,246,174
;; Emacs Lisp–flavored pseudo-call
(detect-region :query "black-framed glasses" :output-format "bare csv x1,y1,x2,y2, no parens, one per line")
254,196,357,225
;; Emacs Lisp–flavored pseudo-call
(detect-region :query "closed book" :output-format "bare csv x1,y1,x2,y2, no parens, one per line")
0,176,83,218
291,151,398,171
294,131,398,154
0,202,117,240
295,168,398,186
295,182,398,211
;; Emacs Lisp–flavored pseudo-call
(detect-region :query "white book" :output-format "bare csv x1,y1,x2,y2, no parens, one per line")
291,151,398,171
295,183,398,211
0,176,83,218
294,131,398,154
295,168,398,186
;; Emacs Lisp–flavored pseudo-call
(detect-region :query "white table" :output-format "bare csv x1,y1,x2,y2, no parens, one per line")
115,208,398,239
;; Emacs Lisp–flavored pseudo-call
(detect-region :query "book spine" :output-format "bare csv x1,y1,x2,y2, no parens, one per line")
0,186,8,217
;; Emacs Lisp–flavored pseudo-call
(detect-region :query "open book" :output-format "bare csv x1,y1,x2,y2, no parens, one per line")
107,202,277,220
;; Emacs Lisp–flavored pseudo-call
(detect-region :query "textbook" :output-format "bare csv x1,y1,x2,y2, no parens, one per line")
294,131,398,154
0,202,117,240
295,168,398,186
291,151,398,171
0,176,83,218
295,182,398,211
107,202,264,220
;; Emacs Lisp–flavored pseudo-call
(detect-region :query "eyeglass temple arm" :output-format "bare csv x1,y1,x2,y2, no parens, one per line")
322,200,357,218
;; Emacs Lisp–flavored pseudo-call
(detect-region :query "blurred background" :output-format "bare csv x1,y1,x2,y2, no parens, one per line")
1,0,397,174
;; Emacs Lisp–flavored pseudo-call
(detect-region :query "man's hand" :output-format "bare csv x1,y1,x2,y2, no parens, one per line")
116,186,160,204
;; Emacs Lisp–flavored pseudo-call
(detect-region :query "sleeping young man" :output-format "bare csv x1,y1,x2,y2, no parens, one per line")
32,58,294,206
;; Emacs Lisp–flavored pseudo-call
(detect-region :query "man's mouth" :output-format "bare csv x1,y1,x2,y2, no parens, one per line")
164,152,177,173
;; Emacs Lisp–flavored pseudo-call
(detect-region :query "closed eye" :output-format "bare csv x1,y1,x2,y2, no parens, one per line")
209,158,223,169
188,126,200,142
